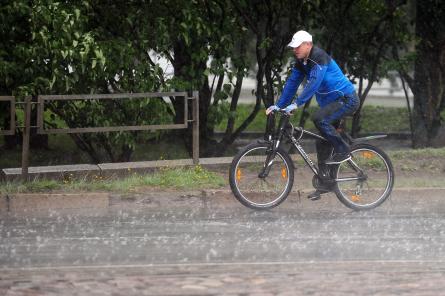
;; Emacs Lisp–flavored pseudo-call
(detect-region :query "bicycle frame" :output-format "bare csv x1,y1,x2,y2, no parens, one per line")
230,111,394,211
264,111,370,183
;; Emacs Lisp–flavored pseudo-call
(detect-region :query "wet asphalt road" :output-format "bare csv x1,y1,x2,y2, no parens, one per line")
1,188,445,295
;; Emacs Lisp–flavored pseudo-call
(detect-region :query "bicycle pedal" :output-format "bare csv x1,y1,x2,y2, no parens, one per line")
307,193,322,201
307,189,329,201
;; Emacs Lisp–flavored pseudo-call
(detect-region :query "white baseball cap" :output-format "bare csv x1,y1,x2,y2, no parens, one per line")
287,30,312,48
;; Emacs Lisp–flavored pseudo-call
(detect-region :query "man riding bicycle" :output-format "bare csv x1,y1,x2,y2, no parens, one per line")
266,30,359,200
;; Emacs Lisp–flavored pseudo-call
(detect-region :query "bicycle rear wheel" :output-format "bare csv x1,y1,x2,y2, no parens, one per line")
229,142,294,210
334,143,394,210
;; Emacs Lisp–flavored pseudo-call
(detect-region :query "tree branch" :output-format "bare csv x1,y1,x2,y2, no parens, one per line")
229,0,259,35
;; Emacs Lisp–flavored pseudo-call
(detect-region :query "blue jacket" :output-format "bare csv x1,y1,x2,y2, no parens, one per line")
276,46,355,108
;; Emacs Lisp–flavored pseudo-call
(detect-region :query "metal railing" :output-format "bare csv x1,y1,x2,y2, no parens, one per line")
2,91,199,180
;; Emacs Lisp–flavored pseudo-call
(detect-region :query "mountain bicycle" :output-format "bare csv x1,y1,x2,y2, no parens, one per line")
229,109,394,211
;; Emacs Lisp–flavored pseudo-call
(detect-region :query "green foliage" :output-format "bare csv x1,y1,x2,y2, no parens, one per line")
2,0,435,159
311,0,411,85
207,101,230,129
1,1,172,162
152,1,241,88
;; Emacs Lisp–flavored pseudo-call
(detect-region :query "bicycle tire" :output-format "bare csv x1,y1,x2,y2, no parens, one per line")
333,143,394,210
229,142,294,210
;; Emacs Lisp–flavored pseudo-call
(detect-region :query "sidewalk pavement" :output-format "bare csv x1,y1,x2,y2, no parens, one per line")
2,187,445,215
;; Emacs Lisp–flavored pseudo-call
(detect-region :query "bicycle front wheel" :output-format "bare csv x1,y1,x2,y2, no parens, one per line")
229,142,294,210
334,143,394,210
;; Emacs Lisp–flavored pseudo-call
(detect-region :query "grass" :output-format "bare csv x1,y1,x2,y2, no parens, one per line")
390,147,445,159
0,166,226,195
2,147,445,194
388,147,445,174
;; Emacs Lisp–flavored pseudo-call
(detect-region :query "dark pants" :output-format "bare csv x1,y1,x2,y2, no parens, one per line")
312,92,359,177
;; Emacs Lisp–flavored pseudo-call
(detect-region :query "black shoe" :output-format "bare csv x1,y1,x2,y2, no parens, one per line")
325,152,351,164
307,189,330,201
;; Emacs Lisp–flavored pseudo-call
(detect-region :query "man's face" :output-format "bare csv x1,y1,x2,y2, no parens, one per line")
293,42,311,59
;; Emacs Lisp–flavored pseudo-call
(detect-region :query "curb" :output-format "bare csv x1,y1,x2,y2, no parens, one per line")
1,157,235,181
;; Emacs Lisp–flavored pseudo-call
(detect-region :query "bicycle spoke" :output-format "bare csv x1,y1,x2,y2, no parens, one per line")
345,158,364,174
232,145,292,208
335,145,394,210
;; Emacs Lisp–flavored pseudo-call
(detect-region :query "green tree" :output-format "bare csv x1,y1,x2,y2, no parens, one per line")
1,1,169,162
396,0,445,147
150,0,413,154
209,0,314,154
0,1,48,149
312,0,409,137
150,0,247,156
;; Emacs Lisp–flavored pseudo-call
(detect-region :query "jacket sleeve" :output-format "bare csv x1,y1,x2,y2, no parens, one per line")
295,64,328,106
276,68,304,108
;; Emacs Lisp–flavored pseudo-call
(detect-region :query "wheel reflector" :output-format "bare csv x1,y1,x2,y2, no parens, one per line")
281,167,287,179
362,151,374,159
236,168,242,181
351,195,361,202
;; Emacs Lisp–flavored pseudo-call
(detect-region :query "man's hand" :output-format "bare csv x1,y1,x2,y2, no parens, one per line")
284,103,298,114
266,105,279,115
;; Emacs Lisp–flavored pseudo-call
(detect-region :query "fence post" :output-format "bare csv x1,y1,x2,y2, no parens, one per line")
21,96,32,181
192,91,199,165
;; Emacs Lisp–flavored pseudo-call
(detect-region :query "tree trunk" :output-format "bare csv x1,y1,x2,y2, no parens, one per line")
298,99,312,128
172,40,189,127
172,40,215,157
198,77,216,157
352,79,374,138
214,69,244,155
411,0,445,147
399,74,415,145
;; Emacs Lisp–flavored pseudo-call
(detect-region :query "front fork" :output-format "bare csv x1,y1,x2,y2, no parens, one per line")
258,113,289,178
258,139,280,178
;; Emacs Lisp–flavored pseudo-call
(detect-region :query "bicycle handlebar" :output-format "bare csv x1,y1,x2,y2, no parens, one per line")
269,109,292,116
